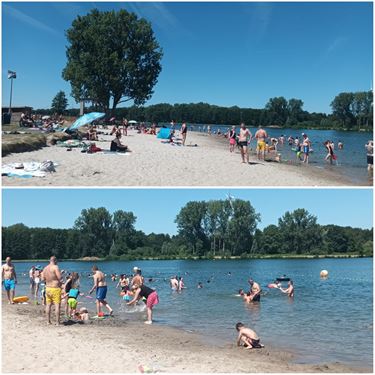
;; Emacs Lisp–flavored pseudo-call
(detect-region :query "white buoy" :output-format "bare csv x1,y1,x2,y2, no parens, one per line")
320,269,329,278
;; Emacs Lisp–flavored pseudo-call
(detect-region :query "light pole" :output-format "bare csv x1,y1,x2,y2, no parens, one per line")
7,70,16,114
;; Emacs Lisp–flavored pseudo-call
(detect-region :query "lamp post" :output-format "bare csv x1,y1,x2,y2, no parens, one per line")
7,70,16,114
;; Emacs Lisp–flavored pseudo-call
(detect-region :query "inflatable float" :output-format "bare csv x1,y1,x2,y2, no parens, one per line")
13,296,29,303
276,276,290,282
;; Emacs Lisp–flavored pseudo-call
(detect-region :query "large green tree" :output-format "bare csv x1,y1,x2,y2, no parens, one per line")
62,9,163,114
51,91,68,115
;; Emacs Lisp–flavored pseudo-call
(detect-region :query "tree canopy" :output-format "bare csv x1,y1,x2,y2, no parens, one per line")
51,91,68,115
62,9,163,114
2,202,372,260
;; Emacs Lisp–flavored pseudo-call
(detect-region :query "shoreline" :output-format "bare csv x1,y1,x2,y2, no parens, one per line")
2,300,369,373
2,129,364,187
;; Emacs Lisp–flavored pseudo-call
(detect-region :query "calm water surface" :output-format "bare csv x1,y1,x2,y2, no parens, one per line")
13,258,372,369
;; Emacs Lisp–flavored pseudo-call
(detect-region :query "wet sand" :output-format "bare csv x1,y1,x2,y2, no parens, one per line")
2,301,367,373
2,129,354,187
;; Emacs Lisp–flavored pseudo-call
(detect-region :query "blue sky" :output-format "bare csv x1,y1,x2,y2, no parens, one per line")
2,189,373,234
2,2,373,113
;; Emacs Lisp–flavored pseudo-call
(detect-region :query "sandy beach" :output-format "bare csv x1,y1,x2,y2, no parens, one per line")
2,129,353,187
2,301,365,373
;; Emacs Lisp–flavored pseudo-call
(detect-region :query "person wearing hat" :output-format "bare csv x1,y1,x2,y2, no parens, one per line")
132,267,144,287
302,133,311,164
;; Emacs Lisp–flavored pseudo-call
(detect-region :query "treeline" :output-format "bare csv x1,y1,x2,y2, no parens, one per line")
33,90,373,131
2,201,373,260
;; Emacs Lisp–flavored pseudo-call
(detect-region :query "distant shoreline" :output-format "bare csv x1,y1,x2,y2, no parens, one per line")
9,253,372,262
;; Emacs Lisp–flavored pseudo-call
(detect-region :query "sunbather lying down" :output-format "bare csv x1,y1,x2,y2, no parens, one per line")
110,132,131,152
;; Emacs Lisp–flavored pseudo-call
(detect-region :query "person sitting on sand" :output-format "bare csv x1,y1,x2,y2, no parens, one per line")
127,283,159,324
110,132,129,152
75,307,89,322
248,278,261,302
280,280,294,298
88,125,98,140
236,322,264,349
88,265,113,317
2,257,17,304
42,256,62,325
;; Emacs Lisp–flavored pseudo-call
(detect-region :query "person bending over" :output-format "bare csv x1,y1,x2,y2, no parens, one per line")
236,322,264,349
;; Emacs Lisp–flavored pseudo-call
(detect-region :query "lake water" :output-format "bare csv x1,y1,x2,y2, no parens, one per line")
164,123,373,185
12,258,372,370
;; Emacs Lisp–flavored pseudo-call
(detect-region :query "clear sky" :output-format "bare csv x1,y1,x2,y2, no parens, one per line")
2,188,373,234
2,2,373,113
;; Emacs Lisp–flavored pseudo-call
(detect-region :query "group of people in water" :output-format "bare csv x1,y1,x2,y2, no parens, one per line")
3,255,298,350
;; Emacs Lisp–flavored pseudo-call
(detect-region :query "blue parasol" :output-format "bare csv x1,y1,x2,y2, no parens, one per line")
69,112,105,130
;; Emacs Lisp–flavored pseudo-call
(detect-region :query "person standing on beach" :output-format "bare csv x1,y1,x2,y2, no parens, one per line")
2,257,17,304
365,140,373,172
89,265,113,316
181,122,188,146
228,126,237,153
238,123,252,164
302,133,311,164
42,256,62,325
122,118,128,136
254,126,268,161
29,266,35,294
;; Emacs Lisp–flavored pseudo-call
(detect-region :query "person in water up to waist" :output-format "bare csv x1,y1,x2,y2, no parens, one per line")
2,256,17,305
89,265,113,317
41,256,62,325
127,283,159,324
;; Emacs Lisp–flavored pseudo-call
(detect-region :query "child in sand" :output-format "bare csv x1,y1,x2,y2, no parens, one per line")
75,307,89,322
236,322,264,349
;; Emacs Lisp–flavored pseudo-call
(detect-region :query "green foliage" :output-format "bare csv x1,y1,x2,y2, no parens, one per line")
62,9,163,114
2,204,372,260
51,91,68,115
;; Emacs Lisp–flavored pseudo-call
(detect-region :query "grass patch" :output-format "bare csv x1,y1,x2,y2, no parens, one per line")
2,133,47,156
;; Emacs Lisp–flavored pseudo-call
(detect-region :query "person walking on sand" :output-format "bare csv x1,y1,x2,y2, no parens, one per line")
254,126,268,161
302,133,311,164
42,256,62,325
127,283,159,324
181,122,188,146
238,123,252,164
2,257,17,304
88,265,113,317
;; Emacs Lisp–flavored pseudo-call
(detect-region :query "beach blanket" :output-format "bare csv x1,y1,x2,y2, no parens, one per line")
2,161,57,178
157,128,171,139
57,140,88,148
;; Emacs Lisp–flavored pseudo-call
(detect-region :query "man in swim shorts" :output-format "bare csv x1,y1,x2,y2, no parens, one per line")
89,265,113,316
42,256,62,325
302,133,311,164
2,257,17,304
254,126,268,160
238,123,252,164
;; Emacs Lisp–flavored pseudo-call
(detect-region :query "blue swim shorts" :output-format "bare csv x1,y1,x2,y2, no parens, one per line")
96,286,107,301
4,279,15,291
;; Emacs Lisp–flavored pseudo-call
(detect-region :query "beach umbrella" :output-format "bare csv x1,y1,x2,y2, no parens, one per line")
42,115,50,120
128,120,138,124
69,112,105,130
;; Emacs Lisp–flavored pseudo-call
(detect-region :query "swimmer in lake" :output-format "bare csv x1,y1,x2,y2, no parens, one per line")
236,322,264,349
170,276,178,290
280,280,294,298
248,278,261,302
197,282,203,289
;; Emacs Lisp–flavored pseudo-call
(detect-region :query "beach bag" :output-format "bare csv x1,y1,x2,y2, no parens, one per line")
39,160,55,172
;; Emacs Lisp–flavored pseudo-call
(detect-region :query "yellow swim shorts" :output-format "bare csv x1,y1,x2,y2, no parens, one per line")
257,141,266,151
46,287,62,304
